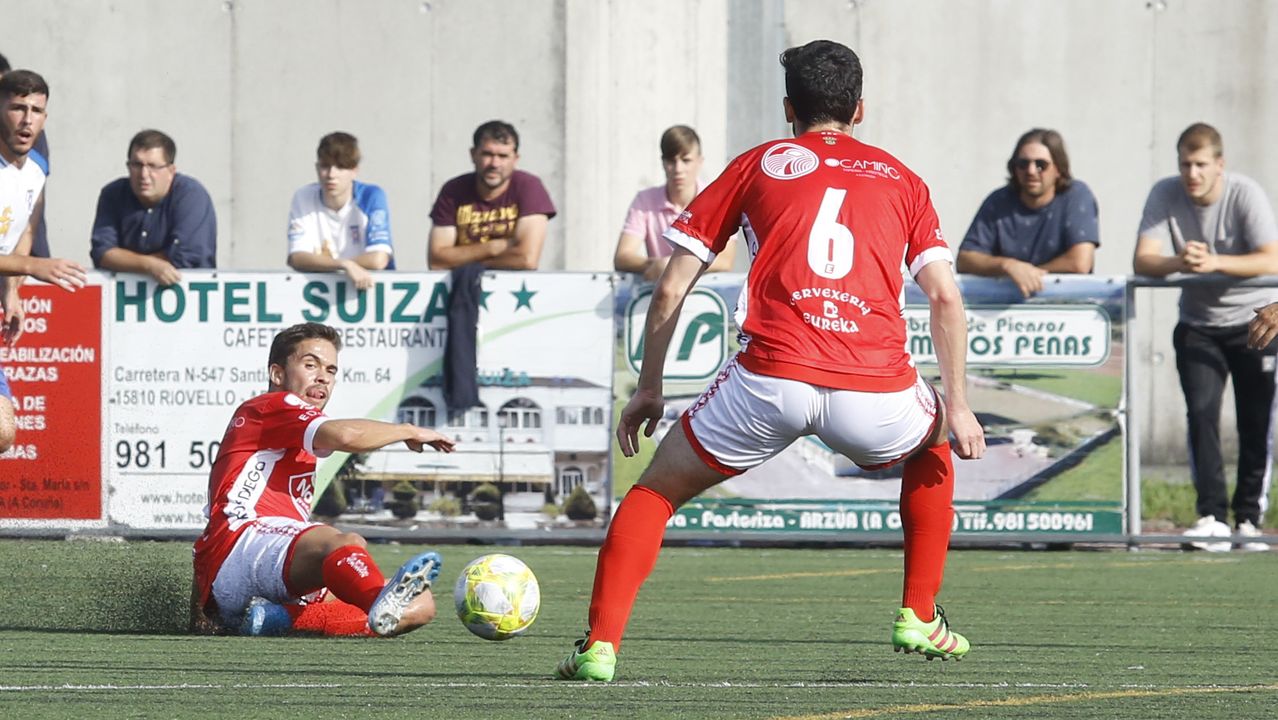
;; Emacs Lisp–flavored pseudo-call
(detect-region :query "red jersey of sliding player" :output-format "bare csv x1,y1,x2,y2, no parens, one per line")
666,130,951,391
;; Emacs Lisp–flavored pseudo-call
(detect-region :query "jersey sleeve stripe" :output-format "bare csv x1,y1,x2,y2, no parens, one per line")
664,227,717,264
303,417,332,458
908,246,954,278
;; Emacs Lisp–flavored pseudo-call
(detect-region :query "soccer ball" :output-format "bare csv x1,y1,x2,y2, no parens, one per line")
453,553,540,640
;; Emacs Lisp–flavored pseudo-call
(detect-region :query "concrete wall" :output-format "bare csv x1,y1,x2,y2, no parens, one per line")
6,0,1277,461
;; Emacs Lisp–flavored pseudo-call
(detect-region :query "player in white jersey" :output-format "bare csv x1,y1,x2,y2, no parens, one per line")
0,70,86,453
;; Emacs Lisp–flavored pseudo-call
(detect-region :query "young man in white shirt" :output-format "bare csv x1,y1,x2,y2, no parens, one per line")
287,133,393,290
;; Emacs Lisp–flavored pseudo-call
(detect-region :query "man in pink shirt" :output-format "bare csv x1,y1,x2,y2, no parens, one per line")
614,126,735,281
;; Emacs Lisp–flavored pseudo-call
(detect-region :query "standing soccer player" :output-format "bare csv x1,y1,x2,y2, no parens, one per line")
193,322,455,637
556,40,985,682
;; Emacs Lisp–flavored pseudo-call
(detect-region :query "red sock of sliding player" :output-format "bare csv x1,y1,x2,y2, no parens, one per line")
900,441,955,623
320,545,386,612
286,600,375,637
586,485,674,652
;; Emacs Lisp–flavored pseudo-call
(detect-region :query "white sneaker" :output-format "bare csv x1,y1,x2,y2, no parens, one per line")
1236,521,1269,552
1183,516,1232,552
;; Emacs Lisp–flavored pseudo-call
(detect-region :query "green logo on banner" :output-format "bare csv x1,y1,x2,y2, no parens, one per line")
625,288,728,381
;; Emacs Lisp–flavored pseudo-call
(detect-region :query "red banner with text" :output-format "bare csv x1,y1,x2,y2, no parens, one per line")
0,283,103,521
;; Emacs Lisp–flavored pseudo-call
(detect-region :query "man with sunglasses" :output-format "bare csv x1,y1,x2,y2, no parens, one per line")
90,129,217,286
957,128,1099,297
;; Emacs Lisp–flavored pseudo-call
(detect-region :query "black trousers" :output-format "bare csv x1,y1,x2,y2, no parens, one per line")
1173,322,1277,525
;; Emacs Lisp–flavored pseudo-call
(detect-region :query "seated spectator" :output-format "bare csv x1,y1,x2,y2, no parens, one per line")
956,128,1098,297
90,129,216,286
428,120,555,270
287,132,392,290
614,125,735,282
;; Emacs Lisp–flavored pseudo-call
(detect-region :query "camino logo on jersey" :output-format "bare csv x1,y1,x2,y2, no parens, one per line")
761,143,819,180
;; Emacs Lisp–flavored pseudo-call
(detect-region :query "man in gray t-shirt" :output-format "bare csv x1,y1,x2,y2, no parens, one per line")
1133,122,1278,551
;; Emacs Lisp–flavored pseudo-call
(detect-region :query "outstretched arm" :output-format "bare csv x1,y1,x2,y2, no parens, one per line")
314,419,456,455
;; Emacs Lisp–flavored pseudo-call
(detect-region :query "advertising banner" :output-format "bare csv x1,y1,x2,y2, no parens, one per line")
615,275,1126,536
0,281,104,525
104,272,615,531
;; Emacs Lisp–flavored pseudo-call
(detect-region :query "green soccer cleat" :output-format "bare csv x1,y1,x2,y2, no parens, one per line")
892,605,970,660
555,636,616,681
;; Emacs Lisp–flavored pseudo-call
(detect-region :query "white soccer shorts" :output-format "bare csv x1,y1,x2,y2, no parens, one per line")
683,356,938,474
210,516,324,625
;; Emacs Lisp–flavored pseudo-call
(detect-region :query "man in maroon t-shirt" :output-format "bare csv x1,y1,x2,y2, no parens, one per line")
428,120,557,270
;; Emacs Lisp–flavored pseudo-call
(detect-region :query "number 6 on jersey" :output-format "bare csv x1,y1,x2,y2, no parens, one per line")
807,187,854,279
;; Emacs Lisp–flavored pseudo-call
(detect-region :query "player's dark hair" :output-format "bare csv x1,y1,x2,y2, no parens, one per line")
1005,128,1073,195
268,323,343,371
0,69,49,100
128,129,177,165
660,125,701,161
473,120,520,152
1177,122,1223,158
779,40,862,127
0,53,11,74
317,131,361,169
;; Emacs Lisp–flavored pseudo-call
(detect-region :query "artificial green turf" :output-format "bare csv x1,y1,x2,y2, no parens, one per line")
0,540,1274,719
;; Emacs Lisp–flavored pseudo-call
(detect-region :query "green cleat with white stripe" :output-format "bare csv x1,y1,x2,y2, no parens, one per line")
555,636,616,682
892,605,969,660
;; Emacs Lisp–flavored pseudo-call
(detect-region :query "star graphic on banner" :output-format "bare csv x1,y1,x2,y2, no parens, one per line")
479,288,493,311
511,281,537,311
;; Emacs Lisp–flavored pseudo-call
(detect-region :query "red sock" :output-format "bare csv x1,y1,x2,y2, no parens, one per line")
286,600,374,637
586,485,674,652
321,545,386,612
900,441,955,623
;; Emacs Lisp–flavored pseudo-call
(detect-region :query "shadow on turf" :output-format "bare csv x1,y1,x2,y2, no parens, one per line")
1,563,191,635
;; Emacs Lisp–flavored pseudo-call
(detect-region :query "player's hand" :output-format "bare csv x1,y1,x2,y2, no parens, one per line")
1249,303,1278,349
145,256,182,286
617,387,665,457
343,260,375,290
946,405,986,460
1001,258,1046,298
405,427,456,453
1,287,23,346
27,256,87,291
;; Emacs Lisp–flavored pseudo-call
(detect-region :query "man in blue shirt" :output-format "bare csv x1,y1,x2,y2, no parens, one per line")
90,129,217,286
956,128,1099,297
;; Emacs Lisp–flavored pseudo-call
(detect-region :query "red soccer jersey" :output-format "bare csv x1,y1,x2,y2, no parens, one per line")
667,131,951,391
192,391,331,607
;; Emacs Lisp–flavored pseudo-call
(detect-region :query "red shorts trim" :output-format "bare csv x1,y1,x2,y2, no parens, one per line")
680,413,745,477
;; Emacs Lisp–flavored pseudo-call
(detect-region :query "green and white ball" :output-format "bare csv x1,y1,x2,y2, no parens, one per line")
453,553,540,640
